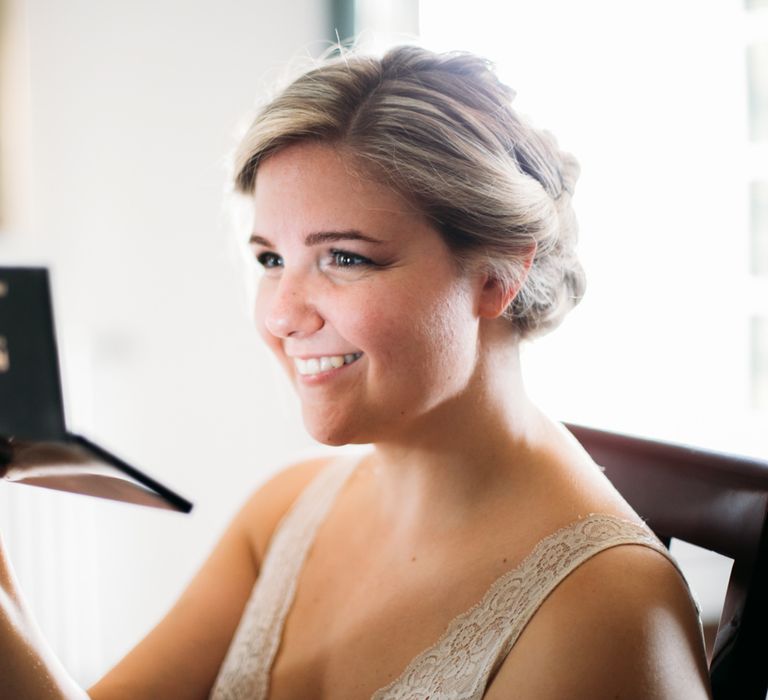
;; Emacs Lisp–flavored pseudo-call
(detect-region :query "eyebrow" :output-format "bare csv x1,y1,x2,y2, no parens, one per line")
248,230,385,247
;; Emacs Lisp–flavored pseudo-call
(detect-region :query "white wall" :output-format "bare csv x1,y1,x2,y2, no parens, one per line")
0,0,331,686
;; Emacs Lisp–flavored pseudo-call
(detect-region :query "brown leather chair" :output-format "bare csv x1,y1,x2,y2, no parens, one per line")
566,423,768,700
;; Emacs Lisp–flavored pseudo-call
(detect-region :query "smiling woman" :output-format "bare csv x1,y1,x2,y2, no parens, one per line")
0,44,711,700
247,142,485,447
205,46,707,699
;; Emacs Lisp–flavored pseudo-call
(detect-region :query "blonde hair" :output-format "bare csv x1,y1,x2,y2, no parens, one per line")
234,45,585,337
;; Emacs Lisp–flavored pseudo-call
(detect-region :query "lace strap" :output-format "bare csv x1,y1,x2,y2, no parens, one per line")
372,514,677,700
211,455,360,700
489,515,678,676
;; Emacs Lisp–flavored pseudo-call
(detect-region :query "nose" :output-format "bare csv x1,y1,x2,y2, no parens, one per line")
260,272,324,339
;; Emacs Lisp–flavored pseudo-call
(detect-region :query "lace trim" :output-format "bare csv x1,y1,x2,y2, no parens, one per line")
210,456,359,700
211,461,687,700
370,514,674,700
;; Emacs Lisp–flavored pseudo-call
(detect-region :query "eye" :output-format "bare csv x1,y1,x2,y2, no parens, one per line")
330,249,373,267
256,251,283,269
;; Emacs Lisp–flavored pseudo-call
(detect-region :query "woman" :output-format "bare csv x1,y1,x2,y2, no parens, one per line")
1,45,710,699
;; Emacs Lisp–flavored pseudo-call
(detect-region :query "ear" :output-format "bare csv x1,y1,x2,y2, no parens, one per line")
476,243,537,320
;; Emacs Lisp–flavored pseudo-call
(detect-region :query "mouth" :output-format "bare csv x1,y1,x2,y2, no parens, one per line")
293,352,363,377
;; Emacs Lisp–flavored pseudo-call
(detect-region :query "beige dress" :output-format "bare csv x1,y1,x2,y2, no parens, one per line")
210,456,692,699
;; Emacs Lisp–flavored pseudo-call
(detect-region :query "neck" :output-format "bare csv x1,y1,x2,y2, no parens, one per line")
363,340,554,533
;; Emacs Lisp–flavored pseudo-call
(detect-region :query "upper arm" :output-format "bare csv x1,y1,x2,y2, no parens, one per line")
88,457,330,700
484,544,712,700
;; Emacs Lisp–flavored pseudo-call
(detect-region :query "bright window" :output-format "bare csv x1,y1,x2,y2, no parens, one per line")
418,0,768,460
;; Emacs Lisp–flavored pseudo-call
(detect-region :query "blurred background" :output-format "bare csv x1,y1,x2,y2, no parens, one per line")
0,0,766,686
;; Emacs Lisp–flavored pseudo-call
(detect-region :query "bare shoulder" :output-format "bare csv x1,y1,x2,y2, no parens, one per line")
485,543,712,700
88,454,336,699
236,455,336,566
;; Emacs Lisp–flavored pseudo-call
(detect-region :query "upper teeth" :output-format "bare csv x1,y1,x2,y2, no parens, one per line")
294,353,362,376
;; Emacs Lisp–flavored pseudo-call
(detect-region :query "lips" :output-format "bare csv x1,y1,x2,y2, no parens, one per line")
293,352,363,376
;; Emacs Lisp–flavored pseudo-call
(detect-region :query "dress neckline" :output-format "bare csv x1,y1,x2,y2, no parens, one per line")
369,511,666,698
212,457,681,700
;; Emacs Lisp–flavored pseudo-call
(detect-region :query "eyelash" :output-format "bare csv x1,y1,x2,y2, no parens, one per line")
256,251,283,269
256,251,282,270
329,249,374,267
255,249,375,270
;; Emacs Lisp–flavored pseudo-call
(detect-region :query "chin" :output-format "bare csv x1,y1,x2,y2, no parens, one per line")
303,412,372,447
306,426,357,447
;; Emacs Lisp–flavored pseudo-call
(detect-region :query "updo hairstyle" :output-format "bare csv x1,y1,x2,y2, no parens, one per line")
233,45,585,338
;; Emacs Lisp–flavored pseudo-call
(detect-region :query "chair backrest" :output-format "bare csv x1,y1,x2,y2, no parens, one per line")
565,423,768,700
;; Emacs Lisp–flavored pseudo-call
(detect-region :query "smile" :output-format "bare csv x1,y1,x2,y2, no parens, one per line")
293,353,363,376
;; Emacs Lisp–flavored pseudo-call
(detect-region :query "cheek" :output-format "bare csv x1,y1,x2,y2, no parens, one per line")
352,280,475,372
422,281,478,374
420,295,477,377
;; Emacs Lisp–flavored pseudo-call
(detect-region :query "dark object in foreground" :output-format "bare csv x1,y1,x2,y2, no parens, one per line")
566,422,768,700
0,434,193,512
0,266,192,513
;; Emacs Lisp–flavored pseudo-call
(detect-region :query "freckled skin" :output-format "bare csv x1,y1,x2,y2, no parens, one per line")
251,143,483,447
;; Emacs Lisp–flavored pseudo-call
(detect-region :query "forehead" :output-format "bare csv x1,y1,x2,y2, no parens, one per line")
251,142,426,237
